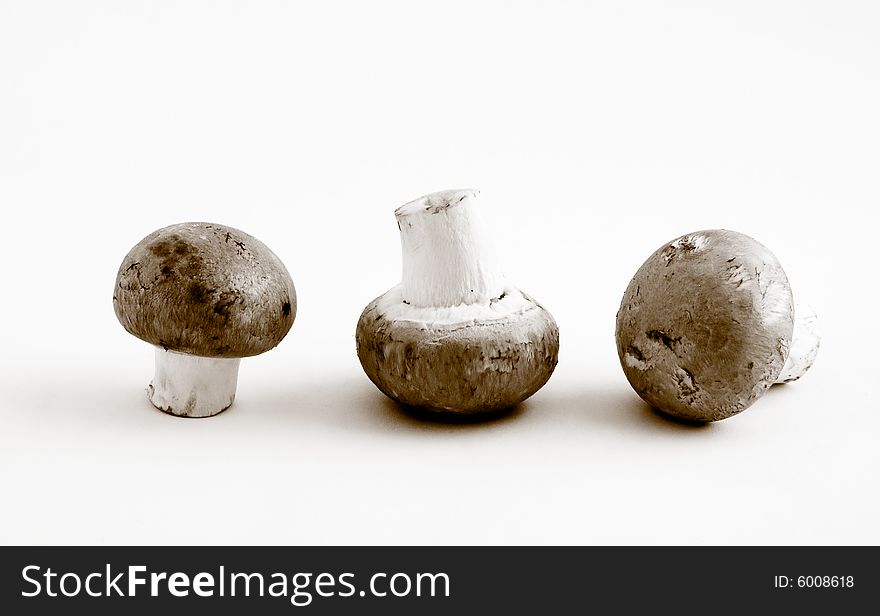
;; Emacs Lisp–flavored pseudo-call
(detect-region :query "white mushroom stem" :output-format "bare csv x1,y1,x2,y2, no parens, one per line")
148,348,241,417
775,302,821,384
395,189,505,307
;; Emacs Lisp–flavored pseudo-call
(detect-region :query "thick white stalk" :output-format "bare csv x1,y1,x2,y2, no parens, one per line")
775,302,821,384
148,348,241,417
395,189,505,307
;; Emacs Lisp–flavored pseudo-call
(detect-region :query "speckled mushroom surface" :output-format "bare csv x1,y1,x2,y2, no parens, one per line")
357,288,559,414
114,222,296,358
615,229,794,422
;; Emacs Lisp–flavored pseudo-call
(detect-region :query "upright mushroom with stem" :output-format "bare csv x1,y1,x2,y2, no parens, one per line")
356,189,559,415
114,222,296,417
615,229,820,422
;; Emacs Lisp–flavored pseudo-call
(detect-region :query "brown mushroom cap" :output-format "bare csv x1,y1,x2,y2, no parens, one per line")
114,222,296,358
356,291,559,413
615,229,794,422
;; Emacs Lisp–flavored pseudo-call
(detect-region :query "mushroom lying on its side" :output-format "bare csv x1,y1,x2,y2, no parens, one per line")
114,222,296,417
356,189,559,414
615,229,820,422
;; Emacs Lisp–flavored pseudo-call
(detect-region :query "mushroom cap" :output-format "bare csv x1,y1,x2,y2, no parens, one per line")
615,229,794,422
114,222,296,358
356,288,559,413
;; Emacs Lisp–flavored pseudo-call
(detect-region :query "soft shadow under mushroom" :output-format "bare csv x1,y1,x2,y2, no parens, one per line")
383,398,527,428
540,386,715,434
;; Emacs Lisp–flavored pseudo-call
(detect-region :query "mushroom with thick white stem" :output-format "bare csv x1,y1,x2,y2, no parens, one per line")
113,222,296,417
356,189,560,415
615,229,820,422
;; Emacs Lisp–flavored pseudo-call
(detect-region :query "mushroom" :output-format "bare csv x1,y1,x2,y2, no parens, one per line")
113,222,296,417
615,229,820,422
356,189,559,415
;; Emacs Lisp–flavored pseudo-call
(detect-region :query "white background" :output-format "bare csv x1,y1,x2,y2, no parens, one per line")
1,1,877,545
